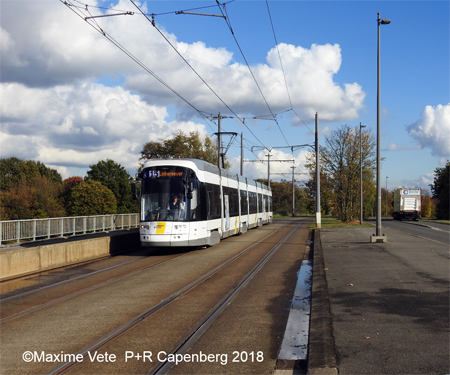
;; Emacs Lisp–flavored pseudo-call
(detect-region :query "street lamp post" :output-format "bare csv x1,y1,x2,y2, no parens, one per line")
360,123,366,225
372,12,390,243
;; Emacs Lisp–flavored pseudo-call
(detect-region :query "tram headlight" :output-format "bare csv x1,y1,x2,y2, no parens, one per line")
141,225,150,230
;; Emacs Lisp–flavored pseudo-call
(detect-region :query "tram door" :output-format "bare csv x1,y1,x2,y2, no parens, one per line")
262,196,266,222
224,194,230,231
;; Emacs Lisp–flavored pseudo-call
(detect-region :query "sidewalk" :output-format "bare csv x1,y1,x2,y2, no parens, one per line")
308,226,449,375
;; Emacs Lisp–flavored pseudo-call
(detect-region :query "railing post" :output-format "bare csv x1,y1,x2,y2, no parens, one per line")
16,221,20,244
83,216,86,234
47,219,51,239
33,220,37,242
60,218,64,238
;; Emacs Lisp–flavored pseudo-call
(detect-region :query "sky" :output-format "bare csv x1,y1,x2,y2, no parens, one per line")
1,0,449,192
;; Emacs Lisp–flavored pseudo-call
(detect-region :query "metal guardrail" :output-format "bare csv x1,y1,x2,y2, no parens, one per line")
0,213,140,246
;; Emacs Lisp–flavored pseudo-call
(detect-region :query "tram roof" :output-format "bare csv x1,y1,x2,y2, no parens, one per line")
142,158,270,191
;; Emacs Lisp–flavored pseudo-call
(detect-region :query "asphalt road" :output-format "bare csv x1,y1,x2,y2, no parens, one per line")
313,225,449,375
369,218,449,244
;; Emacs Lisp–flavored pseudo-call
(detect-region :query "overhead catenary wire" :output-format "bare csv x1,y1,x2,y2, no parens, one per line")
264,0,292,110
217,1,291,148
69,0,235,18
130,0,242,122
263,0,315,138
61,0,218,135
129,0,271,153
62,0,309,165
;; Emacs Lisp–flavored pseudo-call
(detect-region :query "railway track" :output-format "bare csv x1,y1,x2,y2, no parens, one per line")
0,252,185,324
0,217,312,375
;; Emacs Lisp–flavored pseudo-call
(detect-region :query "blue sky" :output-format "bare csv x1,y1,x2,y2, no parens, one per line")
1,0,449,192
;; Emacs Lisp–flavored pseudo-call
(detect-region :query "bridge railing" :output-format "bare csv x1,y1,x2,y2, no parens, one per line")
0,213,140,246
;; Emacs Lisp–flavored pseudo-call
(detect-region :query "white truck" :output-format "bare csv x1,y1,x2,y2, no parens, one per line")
392,188,421,221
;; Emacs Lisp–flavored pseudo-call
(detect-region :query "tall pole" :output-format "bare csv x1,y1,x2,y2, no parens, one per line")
240,132,244,176
376,13,381,235
374,13,390,241
217,112,222,170
315,112,321,228
267,152,271,188
360,122,366,225
292,166,295,217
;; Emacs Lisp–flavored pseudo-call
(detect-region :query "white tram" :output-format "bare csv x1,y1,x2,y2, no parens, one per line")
138,159,272,247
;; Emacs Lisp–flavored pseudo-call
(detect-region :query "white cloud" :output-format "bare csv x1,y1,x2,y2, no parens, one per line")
407,104,450,158
0,1,365,119
398,173,435,191
0,81,208,173
0,0,367,178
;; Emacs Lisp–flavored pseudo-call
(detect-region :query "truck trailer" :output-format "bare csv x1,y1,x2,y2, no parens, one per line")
393,188,421,221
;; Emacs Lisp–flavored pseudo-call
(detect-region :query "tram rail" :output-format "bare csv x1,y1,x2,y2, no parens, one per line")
43,221,296,374
0,218,312,375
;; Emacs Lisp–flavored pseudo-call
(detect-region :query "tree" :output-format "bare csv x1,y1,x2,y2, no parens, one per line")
430,161,449,220
140,130,228,168
421,189,435,218
304,161,333,216
86,160,136,214
66,180,117,216
308,125,376,222
0,157,62,191
269,180,310,216
61,177,83,210
0,175,65,220
382,188,393,217
0,158,65,220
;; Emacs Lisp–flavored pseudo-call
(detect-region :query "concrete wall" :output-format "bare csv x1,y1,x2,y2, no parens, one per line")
0,230,140,281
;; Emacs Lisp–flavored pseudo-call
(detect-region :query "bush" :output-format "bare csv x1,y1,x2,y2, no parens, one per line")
67,180,117,216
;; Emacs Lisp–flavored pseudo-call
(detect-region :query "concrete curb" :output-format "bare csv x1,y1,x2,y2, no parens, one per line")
307,229,338,375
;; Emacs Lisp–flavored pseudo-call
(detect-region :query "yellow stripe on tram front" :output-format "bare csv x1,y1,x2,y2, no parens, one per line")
156,222,166,234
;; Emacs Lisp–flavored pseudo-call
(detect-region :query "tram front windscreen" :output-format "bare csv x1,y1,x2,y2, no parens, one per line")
140,166,201,222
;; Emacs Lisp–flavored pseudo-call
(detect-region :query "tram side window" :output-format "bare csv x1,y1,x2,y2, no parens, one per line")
206,183,221,220
223,186,239,217
248,191,257,214
258,193,263,212
240,190,248,215
197,183,208,221
265,194,269,212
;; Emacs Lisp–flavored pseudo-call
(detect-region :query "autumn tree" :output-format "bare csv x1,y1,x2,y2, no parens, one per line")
304,161,334,216
0,158,65,220
382,189,393,217
0,157,62,190
269,180,309,216
140,130,228,168
66,180,117,216
306,125,376,222
60,177,84,210
430,161,449,220
421,189,435,218
86,160,136,213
